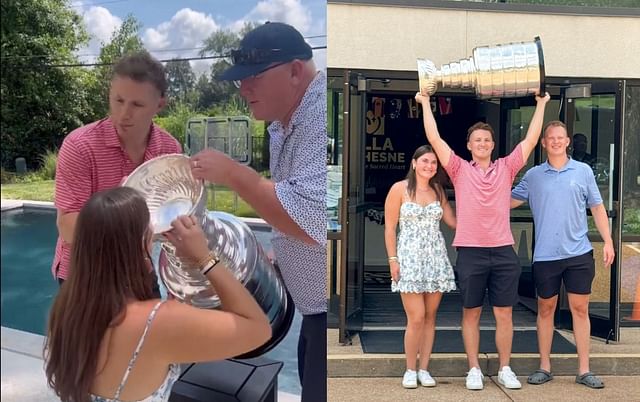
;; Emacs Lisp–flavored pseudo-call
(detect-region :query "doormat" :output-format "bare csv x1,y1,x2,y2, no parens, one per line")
359,330,576,354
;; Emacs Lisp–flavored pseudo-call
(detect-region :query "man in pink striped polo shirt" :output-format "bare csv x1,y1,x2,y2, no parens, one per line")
52,51,181,284
415,91,549,391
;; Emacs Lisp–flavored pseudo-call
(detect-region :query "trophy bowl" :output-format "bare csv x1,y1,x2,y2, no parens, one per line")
121,154,203,234
418,36,545,99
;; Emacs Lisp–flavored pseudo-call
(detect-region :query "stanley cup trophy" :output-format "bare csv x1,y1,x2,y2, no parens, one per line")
418,37,545,98
122,154,294,358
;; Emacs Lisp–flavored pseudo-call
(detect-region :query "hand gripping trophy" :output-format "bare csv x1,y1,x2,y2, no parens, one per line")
417,37,545,98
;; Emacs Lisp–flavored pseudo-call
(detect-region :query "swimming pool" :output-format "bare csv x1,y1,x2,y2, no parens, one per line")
0,206,301,395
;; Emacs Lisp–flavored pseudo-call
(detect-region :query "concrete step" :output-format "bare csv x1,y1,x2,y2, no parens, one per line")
328,353,640,377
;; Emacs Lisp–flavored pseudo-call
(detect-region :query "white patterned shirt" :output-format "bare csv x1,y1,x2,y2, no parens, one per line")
268,71,327,315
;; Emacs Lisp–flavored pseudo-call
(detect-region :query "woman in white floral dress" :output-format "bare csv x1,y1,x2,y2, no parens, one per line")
384,145,457,389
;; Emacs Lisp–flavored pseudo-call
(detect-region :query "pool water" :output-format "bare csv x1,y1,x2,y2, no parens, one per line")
0,207,301,395
1,208,58,335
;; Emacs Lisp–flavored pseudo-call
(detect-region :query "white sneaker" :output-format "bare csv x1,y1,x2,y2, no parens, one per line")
418,369,436,387
402,369,418,389
498,366,522,389
466,367,484,390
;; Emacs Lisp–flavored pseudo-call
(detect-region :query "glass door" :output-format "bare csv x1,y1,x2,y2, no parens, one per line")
555,81,622,341
502,90,563,312
338,71,367,343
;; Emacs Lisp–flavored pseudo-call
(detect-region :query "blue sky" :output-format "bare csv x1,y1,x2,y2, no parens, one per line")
74,0,326,74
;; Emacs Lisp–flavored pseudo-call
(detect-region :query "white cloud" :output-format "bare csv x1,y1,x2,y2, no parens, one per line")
229,0,326,71
142,8,219,76
74,2,325,73
77,6,122,62
143,8,218,51
245,0,312,32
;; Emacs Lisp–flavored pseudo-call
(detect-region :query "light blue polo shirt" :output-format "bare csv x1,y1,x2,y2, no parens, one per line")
512,158,603,262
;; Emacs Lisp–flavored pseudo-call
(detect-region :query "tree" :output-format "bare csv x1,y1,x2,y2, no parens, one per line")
165,59,196,105
194,74,216,111
196,22,260,111
84,15,145,121
1,0,90,169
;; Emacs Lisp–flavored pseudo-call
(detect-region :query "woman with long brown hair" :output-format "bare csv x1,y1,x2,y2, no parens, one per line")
44,187,271,402
384,144,456,389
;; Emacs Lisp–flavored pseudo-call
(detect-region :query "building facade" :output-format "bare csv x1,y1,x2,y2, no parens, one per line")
326,0,640,344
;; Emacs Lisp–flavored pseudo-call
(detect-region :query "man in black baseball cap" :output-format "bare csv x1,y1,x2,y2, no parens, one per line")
191,21,327,402
220,21,313,81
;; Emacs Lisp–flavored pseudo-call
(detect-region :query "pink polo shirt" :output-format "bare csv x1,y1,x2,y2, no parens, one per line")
52,118,182,279
444,144,524,248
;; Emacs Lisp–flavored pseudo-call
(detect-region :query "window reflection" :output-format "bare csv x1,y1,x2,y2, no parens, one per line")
622,85,640,323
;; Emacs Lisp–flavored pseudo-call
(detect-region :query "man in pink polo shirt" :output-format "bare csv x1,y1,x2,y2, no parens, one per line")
53,51,181,284
415,91,549,391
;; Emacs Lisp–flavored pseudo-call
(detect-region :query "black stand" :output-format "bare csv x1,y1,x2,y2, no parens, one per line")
170,357,284,402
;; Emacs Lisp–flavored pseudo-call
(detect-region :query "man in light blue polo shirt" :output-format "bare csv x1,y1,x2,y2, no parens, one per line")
511,120,614,389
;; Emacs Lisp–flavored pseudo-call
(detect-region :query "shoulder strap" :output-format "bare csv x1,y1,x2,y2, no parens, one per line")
403,182,411,202
113,300,166,400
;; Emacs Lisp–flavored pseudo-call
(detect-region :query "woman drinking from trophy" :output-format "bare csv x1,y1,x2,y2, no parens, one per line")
44,187,271,402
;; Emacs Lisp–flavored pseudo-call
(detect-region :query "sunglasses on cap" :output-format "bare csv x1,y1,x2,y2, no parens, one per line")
230,48,286,65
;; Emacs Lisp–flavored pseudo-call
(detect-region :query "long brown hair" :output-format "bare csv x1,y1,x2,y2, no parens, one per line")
405,144,449,203
45,187,156,402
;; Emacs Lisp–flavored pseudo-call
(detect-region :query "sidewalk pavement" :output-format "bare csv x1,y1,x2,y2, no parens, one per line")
328,328,640,377
328,327,640,401
328,375,640,401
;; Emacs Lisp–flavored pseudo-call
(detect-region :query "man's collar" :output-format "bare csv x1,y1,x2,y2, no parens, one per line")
269,70,325,136
470,158,496,170
543,157,575,172
104,117,157,150
289,70,324,127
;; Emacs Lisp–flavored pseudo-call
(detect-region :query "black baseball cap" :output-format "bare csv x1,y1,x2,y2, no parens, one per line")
220,22,313,81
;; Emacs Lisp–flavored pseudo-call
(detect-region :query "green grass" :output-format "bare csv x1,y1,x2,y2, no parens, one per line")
205,186,259,218
1,181,259,218
1,180,55,201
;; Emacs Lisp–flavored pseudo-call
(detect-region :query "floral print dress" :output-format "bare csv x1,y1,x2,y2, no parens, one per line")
391,194,456,294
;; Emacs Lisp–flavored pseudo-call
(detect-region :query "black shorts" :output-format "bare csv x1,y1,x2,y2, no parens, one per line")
455,246,521,308
532,250,595,299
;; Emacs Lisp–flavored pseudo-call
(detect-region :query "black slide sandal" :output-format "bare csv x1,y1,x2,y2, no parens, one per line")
527,369,553,385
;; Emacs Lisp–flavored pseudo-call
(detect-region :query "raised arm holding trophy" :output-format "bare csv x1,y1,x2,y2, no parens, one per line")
413,37,550,391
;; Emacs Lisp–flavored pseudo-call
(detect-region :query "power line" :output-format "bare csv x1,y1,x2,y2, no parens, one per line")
0,35,327,61
40,45,327,68
69,0,130,8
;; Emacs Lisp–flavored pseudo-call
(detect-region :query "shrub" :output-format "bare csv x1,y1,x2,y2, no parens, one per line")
0,167,42,184
38,149,58,180
154,102,202,148
1,167,14,184
623,208,640,235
